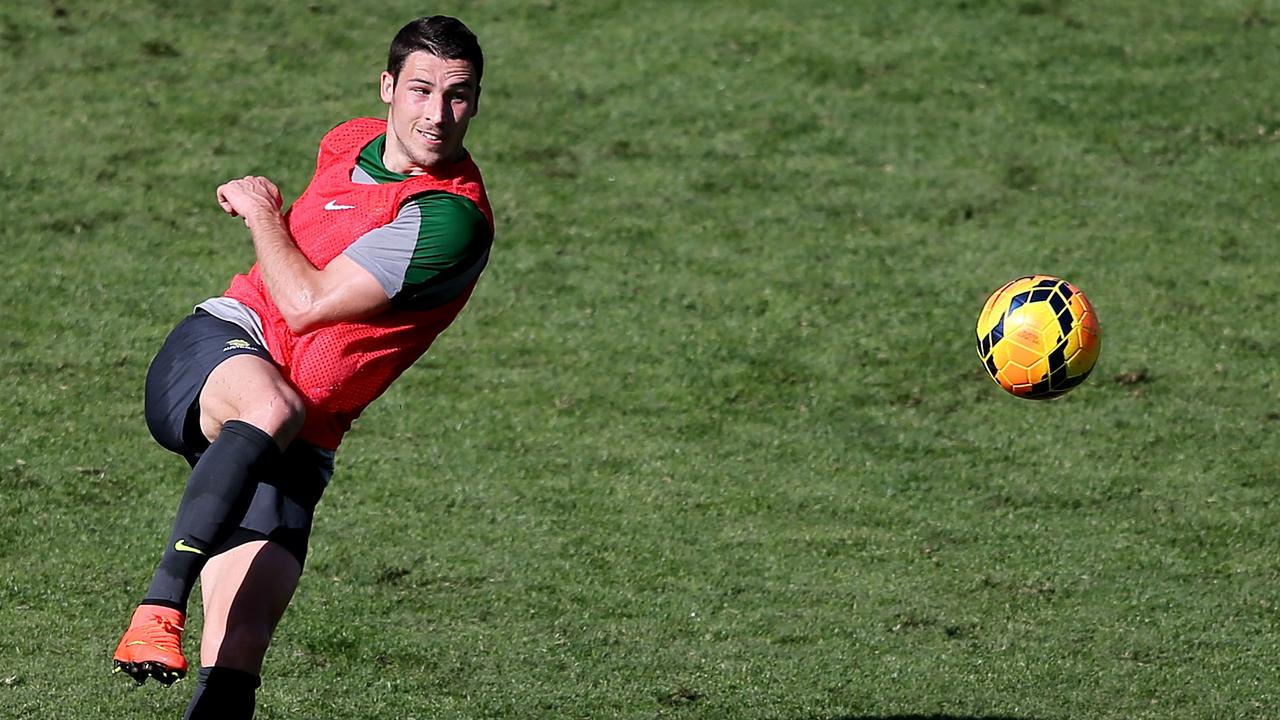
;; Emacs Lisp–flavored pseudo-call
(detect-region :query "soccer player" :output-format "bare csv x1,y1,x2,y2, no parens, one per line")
111,16,492,718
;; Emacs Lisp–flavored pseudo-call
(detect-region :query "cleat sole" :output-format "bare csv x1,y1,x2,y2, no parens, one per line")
113,659,185,687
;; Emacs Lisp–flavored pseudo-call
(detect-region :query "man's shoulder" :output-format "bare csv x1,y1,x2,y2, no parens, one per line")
316,118,387,166
322,117,386,142
405,191,485,219
381,192,489,260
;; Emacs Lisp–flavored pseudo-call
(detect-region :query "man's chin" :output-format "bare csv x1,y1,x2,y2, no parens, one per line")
413,148,460,169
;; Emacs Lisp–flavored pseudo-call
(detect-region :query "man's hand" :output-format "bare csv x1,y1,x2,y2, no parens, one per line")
216,176,285,228
214,173,388,334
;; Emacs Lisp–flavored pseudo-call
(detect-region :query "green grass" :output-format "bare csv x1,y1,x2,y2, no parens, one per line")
2,1,1279,718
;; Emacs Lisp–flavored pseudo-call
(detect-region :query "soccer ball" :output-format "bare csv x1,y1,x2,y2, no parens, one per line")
975,275,1101,399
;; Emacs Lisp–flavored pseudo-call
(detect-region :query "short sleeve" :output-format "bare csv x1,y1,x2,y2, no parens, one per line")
343,192,491,309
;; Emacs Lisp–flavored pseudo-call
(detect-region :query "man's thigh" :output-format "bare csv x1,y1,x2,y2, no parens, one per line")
144,310,274,462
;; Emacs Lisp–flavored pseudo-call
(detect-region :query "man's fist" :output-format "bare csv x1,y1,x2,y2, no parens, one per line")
217,176,285,227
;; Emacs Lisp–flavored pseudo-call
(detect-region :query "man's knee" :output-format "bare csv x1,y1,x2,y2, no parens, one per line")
199,355,308,445
236,388,307,441
201,388,305,447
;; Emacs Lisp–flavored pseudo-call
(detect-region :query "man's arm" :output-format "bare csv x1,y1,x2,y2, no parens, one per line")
217,176,388,335
343,191,491,310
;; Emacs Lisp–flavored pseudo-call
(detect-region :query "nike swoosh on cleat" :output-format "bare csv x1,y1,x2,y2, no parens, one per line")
324,200,356,211
174,539,206,556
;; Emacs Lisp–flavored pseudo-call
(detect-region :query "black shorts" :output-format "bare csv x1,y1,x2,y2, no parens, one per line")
144,309,332,564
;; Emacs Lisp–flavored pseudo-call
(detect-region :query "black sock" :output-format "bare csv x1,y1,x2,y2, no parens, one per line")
142,420,279,610
183,666,260,720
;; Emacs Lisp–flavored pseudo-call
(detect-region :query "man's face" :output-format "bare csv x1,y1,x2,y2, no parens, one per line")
380,51,480,173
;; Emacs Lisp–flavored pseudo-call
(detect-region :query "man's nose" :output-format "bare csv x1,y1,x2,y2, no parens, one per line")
423,95,448,125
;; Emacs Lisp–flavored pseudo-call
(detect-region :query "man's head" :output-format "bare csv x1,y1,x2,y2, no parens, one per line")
387,15,484,86
380,16,483,173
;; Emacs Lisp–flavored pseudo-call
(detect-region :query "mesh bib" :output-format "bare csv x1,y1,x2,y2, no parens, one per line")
225,118,493,448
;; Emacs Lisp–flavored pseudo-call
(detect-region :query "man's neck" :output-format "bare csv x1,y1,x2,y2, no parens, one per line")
381,138,463,176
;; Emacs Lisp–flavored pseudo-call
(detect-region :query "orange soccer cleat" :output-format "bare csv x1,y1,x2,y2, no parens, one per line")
112,604,188,686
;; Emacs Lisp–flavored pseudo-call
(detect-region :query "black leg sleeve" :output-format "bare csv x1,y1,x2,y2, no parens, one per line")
143,420,279,610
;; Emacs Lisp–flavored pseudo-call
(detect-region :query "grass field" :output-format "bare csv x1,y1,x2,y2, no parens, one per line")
2,1,1279,718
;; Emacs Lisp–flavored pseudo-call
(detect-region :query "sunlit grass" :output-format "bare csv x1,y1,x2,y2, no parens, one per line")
1,1,1278,718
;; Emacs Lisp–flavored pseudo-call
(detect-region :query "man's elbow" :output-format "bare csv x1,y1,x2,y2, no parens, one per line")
284,315,323,336
278,298,326,335
275,279,387,334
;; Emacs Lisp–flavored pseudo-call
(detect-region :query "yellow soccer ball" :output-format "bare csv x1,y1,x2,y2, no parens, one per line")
975,275,1101,399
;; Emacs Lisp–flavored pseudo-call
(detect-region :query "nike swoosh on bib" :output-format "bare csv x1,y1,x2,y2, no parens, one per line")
324,200,356,211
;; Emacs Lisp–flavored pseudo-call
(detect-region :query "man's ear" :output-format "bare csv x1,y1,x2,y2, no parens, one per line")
379,71,395,104
470,85,482,118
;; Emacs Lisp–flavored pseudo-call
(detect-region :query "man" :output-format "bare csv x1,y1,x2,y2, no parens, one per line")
112,16,492,718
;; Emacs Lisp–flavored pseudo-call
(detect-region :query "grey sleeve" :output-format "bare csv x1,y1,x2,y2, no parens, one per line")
342,201,423,298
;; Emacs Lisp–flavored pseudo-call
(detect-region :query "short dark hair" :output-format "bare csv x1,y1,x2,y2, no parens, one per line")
387,16,483,85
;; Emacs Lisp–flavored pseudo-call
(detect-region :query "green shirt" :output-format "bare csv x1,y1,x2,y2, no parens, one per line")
342,134,491,309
